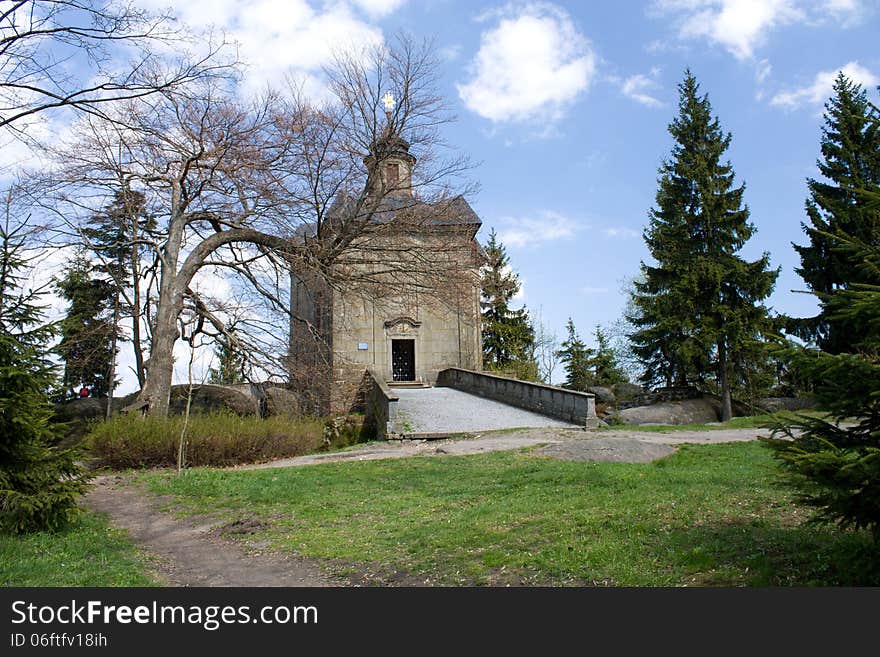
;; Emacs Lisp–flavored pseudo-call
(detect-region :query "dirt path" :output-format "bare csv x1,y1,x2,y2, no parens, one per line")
84,475,339,587
240,424,769,470
85,425,769,587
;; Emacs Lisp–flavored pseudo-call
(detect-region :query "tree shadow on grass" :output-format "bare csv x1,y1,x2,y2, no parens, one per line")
655,519,880,586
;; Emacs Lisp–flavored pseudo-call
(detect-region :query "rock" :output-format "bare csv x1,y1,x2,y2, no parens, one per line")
611,382,646,401
585,386,615,404
53,397,111,443
53,397,107,424
263,386,301,417
614,398,723,425
754,396,817,413
170,384,259,415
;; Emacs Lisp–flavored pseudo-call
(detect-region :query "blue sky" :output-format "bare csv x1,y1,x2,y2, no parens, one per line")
9,0,880,390
380,0,879,356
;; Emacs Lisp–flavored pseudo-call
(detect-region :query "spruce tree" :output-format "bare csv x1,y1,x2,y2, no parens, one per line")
587,325,627,386
766,231,880,541
0,212,87,533
208,339,247,385
56,253,116,399
480,229,536,375
793,73,880,353
629,70,779,420
83,187,154,390
556,318,593,390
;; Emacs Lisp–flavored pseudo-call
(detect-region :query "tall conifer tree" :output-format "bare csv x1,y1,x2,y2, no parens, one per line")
83,187,154,391
629,70,778,420
556,318,593,391
793,73,880,353
56,253,116,399
480,229,536,374
0,211,87,533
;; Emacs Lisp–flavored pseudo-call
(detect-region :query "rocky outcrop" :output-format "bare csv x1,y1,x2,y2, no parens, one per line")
263,386,302,417
117,384,260,416
612,398,724,425
585,386,615,404
753,396,817,413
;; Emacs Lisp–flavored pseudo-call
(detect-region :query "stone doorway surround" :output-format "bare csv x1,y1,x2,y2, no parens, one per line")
384,316,421,382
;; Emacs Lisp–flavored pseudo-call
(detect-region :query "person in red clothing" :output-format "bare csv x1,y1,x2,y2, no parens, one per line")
79,386,89,398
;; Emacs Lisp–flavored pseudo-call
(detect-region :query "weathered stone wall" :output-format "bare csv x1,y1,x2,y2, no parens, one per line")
362,368,399,439
327,226,482,413
437,367,597,426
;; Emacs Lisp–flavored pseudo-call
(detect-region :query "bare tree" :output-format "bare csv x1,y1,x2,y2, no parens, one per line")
37,35,476,416
531,311,560,384
0,0,231,138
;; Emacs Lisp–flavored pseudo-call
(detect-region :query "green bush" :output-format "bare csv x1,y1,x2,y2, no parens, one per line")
87,412,328,469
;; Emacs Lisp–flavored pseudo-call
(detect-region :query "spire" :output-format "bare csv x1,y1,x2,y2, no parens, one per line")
364,91,416,198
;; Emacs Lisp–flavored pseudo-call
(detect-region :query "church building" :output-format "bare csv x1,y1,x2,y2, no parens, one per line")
287,97,485,415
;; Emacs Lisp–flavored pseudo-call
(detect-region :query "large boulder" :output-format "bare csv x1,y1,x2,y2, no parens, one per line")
611,382,645,402
585,386,615,404
614,398,723,425
119,384,260,416
264,386,301,417
169,384,259,415
754,396,817,413
53,397,122,443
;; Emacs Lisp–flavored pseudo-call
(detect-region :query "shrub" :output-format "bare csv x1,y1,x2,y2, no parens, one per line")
87,411,329,469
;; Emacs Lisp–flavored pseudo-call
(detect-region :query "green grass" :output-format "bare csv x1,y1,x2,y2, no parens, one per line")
136,442,879,586
0,510,159,586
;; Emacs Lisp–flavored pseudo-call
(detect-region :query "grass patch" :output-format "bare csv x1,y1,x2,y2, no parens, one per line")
136,442,879,586
0,510,159,586
87,411,330,469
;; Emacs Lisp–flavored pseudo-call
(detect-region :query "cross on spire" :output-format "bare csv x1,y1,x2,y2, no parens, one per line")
382,91,395,120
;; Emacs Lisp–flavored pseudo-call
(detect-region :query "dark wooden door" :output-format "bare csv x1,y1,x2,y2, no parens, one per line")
391,339,415,381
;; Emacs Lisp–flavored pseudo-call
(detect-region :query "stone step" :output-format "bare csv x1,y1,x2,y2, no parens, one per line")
387,381,431,388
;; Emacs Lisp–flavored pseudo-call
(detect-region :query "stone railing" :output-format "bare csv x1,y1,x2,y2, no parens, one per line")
363,368,399,439
437,368,597,427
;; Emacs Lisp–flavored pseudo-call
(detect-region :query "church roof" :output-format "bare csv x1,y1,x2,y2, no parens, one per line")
289,193,482,244
326,192,482,228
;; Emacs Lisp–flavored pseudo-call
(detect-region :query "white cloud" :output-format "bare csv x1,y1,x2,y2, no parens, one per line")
754,58,773,100
620,70,664,108
134,1,388,94
457,3,596,123
496,211,579,248
771,61,879,109
350,0,408,18
651,0,866,60
438,44,463,62
755,59,773,84
603,227,641,239
823,0,868,24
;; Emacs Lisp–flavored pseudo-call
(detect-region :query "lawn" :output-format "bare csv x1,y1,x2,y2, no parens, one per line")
0,510,159,587
138,441,879,586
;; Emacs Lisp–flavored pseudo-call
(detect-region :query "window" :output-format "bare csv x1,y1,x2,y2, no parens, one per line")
385,162,399,184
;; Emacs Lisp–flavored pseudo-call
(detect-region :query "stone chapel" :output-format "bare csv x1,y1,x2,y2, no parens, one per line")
286,102,485,415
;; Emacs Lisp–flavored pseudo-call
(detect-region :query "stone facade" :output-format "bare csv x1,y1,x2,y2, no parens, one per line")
287,122,483,415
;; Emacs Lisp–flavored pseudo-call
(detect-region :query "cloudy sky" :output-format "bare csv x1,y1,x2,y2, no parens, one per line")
11,0,880,389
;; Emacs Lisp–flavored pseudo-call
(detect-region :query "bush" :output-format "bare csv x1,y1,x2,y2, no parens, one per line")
87,412,329,469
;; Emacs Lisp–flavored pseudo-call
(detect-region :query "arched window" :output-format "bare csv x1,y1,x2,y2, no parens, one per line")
385,162,399,184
